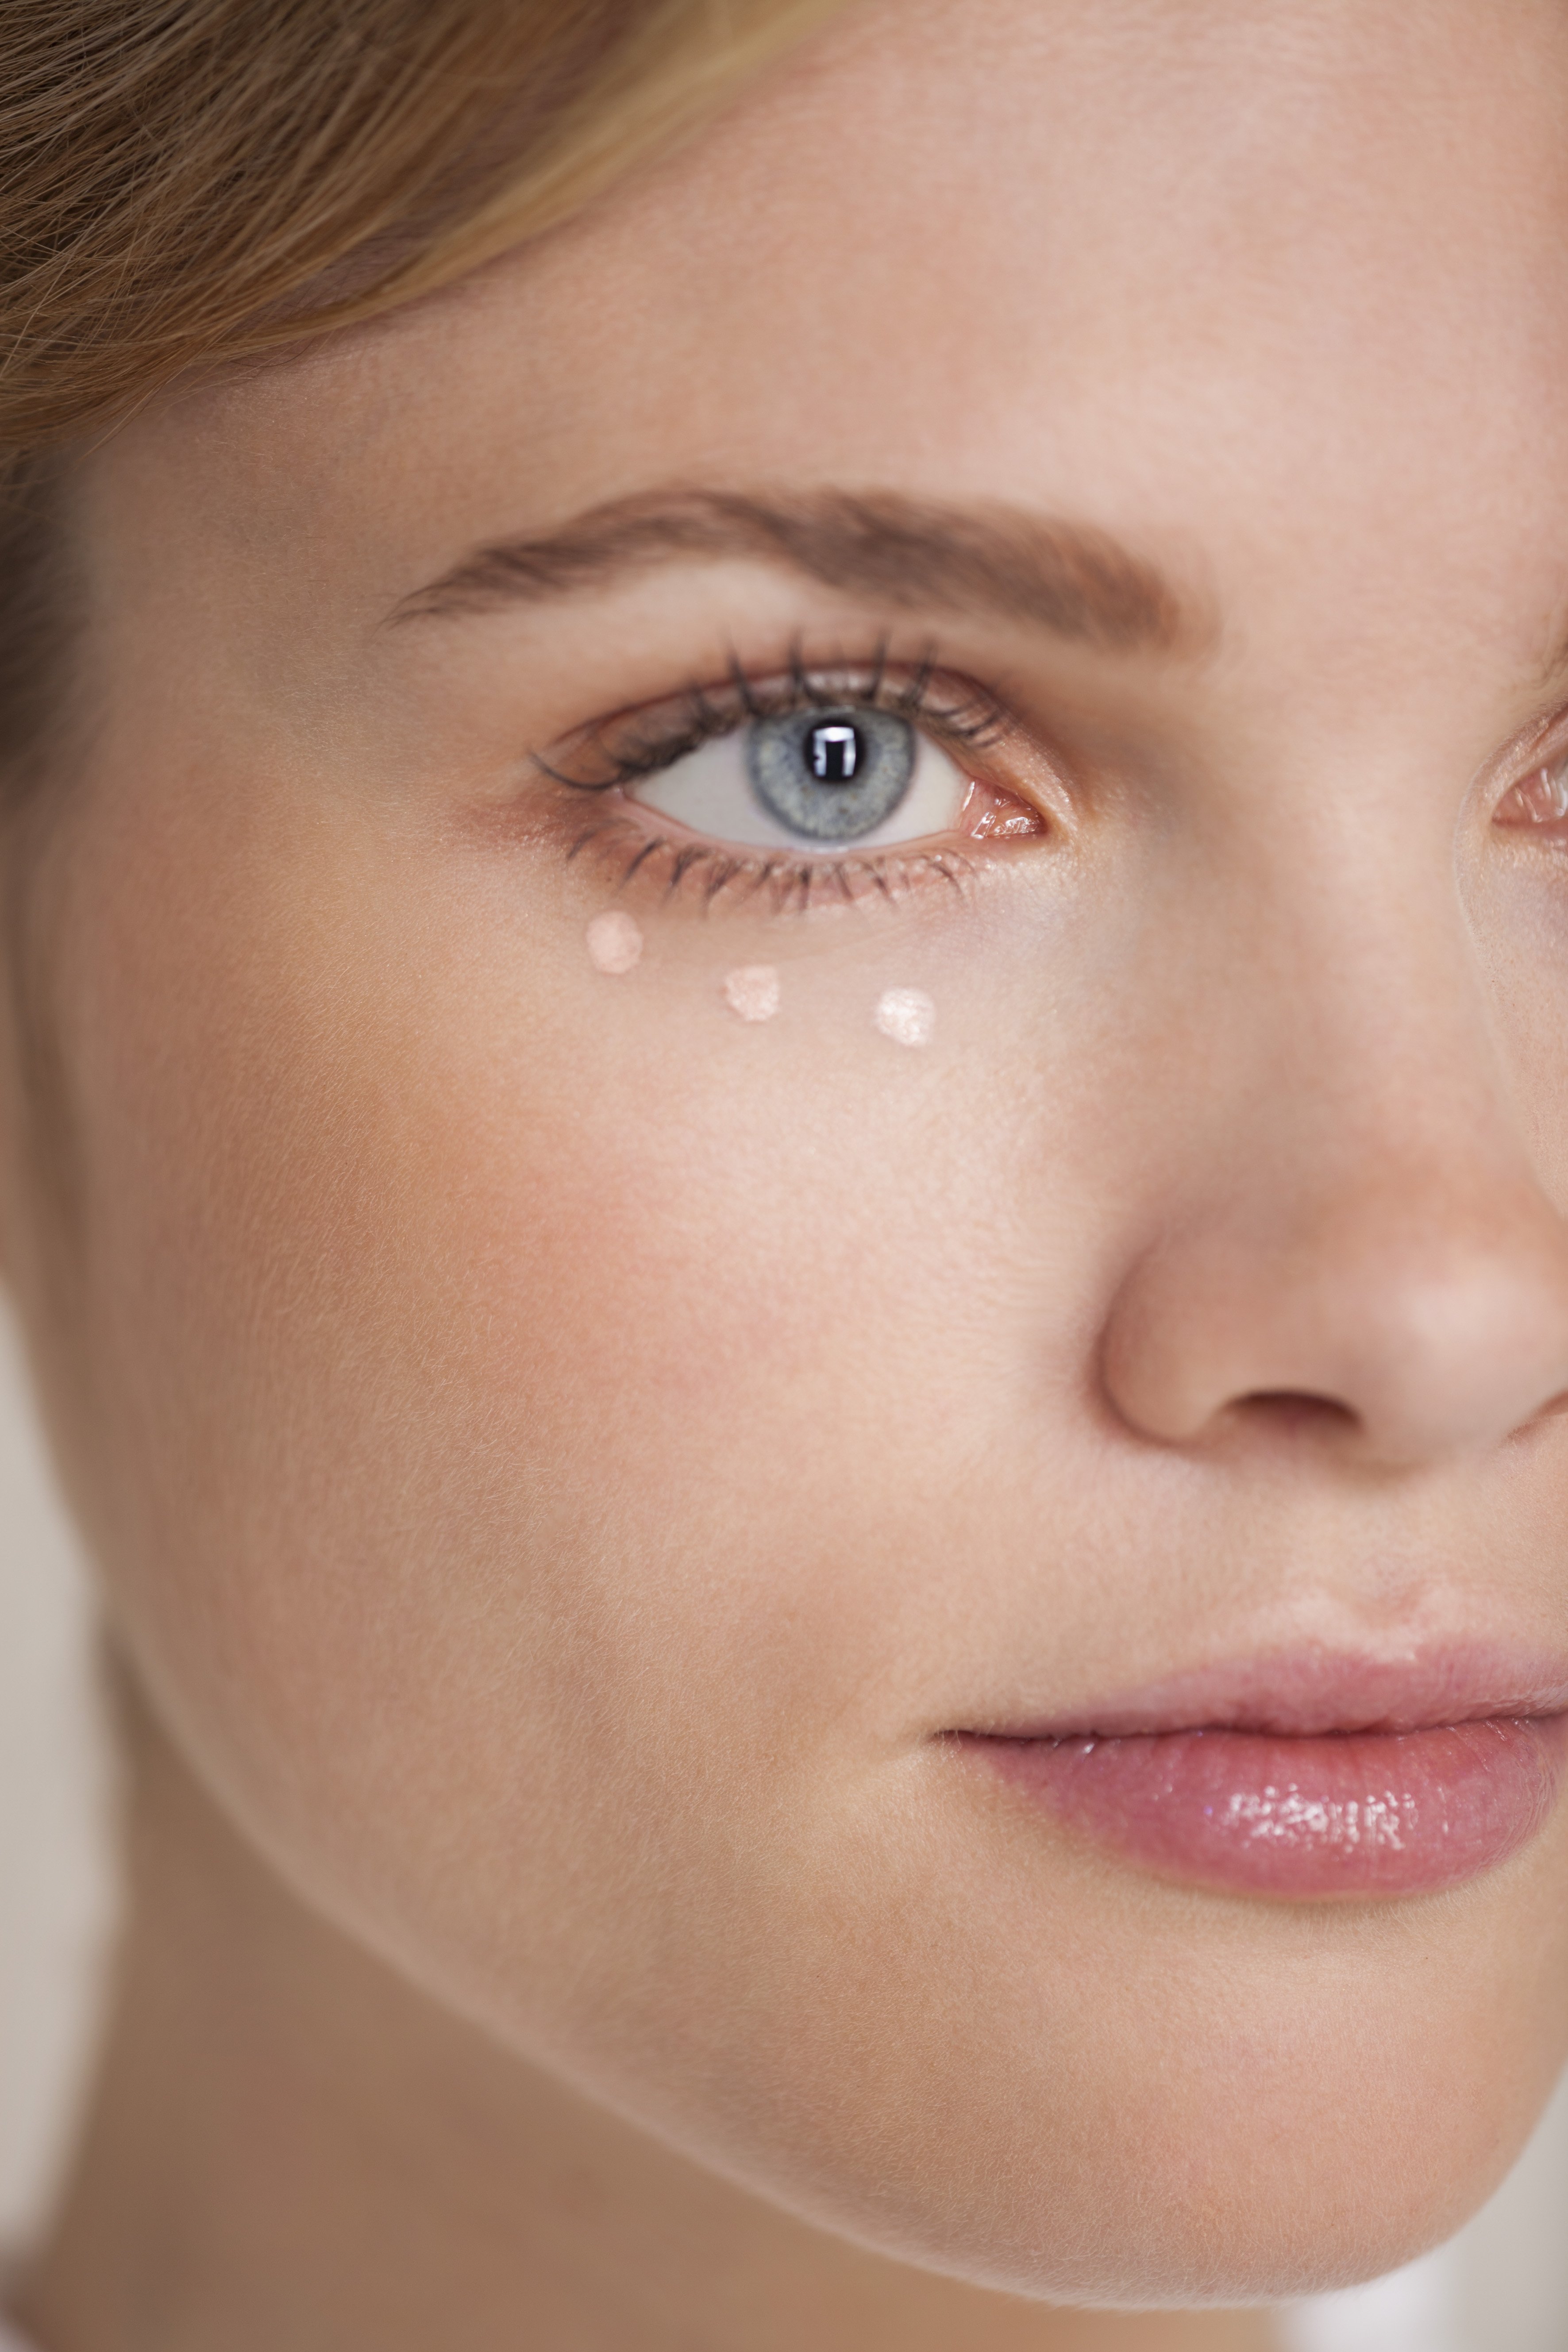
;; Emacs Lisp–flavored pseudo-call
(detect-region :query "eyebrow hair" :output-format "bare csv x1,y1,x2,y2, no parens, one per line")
392,486,1202,654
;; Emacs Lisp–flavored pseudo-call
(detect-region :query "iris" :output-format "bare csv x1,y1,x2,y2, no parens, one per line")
747,707,917,841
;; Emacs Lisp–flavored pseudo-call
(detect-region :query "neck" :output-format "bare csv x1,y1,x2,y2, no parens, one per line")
15,1698,1275,2352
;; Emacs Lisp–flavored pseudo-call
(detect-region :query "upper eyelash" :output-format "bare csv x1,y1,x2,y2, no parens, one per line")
533,637,1014,794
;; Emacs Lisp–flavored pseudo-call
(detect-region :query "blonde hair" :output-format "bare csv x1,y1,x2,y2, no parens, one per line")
0,0,849,1263
0,0,848,780
0,0,846,453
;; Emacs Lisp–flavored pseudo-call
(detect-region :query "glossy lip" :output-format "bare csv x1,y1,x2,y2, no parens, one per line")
955,1645,1568,1901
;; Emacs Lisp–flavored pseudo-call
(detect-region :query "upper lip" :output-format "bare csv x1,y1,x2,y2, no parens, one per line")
967,1642,1568,1742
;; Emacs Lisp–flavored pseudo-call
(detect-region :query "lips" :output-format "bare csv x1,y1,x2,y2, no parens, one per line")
957,1649,1568,1899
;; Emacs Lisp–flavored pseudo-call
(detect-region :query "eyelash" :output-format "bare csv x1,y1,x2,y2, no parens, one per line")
533,642,1027,913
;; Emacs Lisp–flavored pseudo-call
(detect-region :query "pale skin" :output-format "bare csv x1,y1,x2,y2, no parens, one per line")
9,0,1568,2344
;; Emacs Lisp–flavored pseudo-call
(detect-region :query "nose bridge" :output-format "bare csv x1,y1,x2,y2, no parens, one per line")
1187,772,1521,1163
1099,803,1568,1465
1258,877,1506,1189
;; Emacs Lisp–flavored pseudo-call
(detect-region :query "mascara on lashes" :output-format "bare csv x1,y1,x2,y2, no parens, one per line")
536,644,1012,799
547,648,1044,914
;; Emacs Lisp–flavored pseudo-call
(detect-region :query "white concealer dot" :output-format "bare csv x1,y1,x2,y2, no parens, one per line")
875,986,936,1048
586,910,643,976
723,965,781,1023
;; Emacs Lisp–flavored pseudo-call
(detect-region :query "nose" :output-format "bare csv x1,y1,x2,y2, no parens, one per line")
1099,925,1568,1470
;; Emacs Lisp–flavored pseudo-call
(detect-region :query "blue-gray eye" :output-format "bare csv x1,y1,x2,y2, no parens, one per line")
629,702,969,852
747,707,917,842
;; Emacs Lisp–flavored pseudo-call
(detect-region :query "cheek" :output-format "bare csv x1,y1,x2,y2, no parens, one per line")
47,793,1021,1925
33,779,1568,2305
34,753,1214,1931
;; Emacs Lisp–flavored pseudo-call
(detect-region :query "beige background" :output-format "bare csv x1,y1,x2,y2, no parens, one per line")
2,1295,1565,2345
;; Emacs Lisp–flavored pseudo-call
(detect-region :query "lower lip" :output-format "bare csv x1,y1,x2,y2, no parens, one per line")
965,1716,1568,1898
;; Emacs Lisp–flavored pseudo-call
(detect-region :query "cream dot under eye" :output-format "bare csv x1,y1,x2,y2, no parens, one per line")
875,987,935,1048
723,965,781,1023
586,910,643,975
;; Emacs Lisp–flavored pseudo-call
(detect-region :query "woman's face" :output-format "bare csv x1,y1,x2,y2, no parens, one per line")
15,0,1568,2304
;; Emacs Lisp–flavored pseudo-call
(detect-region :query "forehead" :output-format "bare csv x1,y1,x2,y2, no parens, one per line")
105,0,1568,698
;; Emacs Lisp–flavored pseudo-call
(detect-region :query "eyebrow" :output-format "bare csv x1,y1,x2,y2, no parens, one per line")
391,486,1203,655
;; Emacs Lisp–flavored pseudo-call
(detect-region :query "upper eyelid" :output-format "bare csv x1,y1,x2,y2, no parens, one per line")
535,645,1017,791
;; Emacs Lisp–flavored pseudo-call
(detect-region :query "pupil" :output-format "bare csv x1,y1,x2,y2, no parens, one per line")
808,721,863,784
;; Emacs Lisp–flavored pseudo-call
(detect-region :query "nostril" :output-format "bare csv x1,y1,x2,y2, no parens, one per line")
1228,1390,1361,1438
1099,1205,1568,1461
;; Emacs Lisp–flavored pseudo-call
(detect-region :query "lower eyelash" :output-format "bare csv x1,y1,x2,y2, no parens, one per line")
566,812,975,913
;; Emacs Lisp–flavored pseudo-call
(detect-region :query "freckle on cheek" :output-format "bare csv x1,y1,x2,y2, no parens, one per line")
723,965,781,1023
586,910,643,975
875,986,935,1047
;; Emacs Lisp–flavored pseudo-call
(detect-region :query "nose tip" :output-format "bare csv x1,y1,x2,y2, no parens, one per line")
1101,1196,1568,1469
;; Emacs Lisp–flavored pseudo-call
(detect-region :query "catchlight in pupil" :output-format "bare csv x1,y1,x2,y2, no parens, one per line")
621,683,982,854
809,722,863,783
747,705,919,840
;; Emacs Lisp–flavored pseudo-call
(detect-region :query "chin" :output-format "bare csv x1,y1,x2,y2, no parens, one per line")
535,1814,1568,2313
757,2037,1541,2309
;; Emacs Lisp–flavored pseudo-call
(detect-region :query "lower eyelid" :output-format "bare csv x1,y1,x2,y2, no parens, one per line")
563,806,982,915
558,766,1048,919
